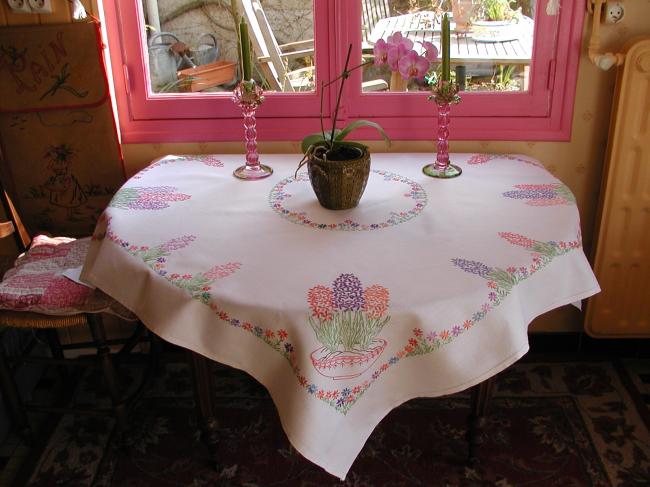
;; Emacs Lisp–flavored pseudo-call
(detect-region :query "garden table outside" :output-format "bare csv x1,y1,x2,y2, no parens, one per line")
368,12,533,65
81,152,599,480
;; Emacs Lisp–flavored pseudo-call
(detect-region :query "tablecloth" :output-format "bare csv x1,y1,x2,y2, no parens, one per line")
81,153,600,479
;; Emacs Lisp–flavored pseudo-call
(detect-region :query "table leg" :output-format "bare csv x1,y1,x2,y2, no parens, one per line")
466,376,495,466
187,350,220,469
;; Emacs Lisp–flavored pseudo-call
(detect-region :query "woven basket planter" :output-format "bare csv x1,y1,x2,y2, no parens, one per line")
307,146,371,210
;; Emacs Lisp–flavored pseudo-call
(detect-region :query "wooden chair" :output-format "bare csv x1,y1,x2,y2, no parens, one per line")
240,0,388,92
362,0,392,47
0,178,153,440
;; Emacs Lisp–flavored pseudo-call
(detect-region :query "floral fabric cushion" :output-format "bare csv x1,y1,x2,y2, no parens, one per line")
0,235,134,319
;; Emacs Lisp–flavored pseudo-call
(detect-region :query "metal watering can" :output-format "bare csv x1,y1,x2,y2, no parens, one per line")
148,32,196,91
191,33,220,66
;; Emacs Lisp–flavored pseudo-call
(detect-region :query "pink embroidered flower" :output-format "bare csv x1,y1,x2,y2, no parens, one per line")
467,154,494,165
413,327,423,337
203,262,241,280
307,285,334,320
160,235,195,253
197,155,224,167
499,232,536,249
397,51,429,80
363,285,389,318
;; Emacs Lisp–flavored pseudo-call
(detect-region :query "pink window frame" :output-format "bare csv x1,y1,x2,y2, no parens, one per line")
101,0,584,143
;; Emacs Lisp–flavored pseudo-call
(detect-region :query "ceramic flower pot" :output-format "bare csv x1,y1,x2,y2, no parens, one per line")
307,145,371,210
471,19,520,42
310,338,387,380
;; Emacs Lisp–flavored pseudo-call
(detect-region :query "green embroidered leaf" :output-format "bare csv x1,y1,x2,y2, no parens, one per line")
531,241,559,257
555,184,576,203
488,268,518,290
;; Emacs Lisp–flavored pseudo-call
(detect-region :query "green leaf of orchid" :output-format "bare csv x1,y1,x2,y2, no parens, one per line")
335,120,391,146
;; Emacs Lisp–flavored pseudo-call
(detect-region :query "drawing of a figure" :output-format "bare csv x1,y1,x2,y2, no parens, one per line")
43,144,87,218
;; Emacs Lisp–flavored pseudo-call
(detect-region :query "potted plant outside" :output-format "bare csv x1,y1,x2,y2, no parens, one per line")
298,45,390,210
471,0,522,42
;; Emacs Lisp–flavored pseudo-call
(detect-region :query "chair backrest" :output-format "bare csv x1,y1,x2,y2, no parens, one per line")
362,0,392,42
0,22,126,238
239,0,296,92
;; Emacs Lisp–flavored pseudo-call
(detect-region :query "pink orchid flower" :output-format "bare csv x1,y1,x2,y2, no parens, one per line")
373,39,390,66
420,41,439,62
386,31,413,50
398,50,429,80
387,41,412,71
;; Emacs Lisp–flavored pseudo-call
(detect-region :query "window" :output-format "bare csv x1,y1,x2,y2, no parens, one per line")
101,1,584,143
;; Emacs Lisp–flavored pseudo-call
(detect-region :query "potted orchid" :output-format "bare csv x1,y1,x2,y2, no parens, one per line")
372,32,439,91
298,45,390,210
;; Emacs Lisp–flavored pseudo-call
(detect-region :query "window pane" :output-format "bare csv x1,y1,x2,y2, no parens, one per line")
361,0,535,93
141,0,315,94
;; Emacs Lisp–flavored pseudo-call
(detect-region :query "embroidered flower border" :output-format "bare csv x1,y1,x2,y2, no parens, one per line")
99,218,582,415
467,153,544,168
132,154,224,180
269,170,427,231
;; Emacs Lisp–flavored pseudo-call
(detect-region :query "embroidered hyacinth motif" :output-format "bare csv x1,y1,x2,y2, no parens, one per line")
109,186,190,210
503,184,575,206
307,274,391,384
308,273,390,354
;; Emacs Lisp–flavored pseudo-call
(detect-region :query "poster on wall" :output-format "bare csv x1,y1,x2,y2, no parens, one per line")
0,21,125,237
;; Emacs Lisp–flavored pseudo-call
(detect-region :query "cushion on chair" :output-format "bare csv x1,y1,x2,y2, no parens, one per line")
0,235,134,320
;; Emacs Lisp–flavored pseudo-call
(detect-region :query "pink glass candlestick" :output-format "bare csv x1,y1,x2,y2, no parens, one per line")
423,80,462,179
232,80,273,180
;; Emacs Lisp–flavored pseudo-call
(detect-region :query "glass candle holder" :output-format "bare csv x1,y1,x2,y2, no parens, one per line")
422,80,462,179
232,80,273,180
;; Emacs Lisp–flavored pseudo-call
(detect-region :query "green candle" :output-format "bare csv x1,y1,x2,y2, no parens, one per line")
239,16,252,81
441,13,450,81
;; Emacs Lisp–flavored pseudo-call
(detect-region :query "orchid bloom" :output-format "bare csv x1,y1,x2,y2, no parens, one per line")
386,32,413,50
420,41,439,62
373,39,390,66
398,50,429,81
387,41,411,71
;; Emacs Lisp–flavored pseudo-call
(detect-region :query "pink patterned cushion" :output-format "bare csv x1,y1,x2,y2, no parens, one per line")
0,235,133,318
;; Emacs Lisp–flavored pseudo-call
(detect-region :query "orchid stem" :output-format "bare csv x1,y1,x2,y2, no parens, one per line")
329,44,353,151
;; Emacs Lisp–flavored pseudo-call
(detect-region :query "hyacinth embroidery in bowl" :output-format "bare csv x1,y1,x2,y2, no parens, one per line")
269,170,427,231
308,273,390,380
503,184,576,206
132,154,224,180
109,186,190,210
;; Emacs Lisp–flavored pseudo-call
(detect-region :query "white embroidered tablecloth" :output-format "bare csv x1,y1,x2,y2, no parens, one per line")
81,153,600,479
